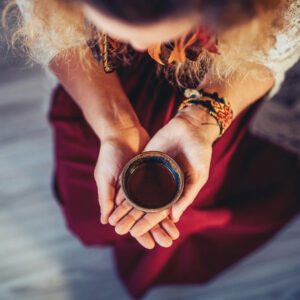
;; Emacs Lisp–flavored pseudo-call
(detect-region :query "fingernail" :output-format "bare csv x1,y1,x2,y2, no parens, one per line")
130,229,139,238
108,217,114,226
162,240,173,248
172,210,180,221
173,210,183,223
148,243,155,250
115,225,126,235
100,215,107,225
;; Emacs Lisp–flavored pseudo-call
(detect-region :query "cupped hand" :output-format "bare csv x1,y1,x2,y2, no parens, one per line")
94,125,150,224
110,106,220,239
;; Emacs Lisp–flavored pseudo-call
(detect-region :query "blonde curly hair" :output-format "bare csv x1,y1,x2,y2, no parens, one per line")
2,0,292,89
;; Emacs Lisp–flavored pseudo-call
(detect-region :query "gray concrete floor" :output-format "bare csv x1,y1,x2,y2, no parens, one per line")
0,21,300,300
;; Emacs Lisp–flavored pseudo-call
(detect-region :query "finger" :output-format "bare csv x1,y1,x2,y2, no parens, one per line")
115,209,144,235
96,178,116,225
130,209,169,237
108,199,133,226
115,186,125,206
135,232,155,249
171,173,208,221
150,224,173,248
160,217,180,240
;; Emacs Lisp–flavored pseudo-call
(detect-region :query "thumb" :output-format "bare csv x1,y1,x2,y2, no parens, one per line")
142,131,170,153
171,171,208,221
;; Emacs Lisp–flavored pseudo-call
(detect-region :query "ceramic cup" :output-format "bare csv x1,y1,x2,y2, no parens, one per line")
121,151,184,213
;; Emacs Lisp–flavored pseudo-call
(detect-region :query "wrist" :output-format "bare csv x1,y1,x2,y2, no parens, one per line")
90,109,141,140
97,120,143,142
81,93,141,140
175,105,220,145
177,88,234,142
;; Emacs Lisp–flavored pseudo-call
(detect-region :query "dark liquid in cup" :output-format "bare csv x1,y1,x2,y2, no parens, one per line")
127,161,177,209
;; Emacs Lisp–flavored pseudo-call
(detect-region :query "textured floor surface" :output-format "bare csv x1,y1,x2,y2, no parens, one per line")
0,20,299,300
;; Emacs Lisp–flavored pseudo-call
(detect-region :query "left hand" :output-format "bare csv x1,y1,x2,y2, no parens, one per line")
109,105,220,240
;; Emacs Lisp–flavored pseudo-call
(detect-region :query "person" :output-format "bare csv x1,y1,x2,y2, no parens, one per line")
5,0,300,297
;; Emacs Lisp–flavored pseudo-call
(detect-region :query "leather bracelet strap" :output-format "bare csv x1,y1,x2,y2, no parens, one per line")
177,88,234,137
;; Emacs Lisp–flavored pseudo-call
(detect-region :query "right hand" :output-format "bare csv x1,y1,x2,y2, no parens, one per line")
94,125,150,225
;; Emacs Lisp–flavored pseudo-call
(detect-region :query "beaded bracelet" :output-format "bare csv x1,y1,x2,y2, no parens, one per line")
177,88,234,137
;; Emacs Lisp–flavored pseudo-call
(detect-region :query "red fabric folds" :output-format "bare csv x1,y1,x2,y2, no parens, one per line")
49,53,300,298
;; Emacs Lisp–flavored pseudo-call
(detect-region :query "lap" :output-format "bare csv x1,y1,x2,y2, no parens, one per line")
48,81,300,297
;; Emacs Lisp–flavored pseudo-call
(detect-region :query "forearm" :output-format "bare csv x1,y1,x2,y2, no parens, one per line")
49,48,140,139
202,67,275,119
176,66,275,144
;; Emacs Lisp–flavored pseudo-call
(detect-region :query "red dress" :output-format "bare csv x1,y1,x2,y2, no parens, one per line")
49,53,300,298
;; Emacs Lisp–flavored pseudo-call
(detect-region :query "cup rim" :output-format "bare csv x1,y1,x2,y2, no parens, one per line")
121,150,184,213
